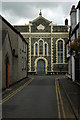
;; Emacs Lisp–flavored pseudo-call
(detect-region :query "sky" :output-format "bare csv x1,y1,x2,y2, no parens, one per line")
0,0,79,25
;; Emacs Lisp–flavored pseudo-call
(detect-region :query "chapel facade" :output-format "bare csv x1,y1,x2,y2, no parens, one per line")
14,10,69,75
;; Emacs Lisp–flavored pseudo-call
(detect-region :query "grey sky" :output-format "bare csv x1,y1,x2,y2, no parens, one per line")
1,1,79,25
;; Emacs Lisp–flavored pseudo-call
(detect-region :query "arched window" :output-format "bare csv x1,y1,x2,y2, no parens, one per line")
39,40,43,55
58,40,63,63
45,43,47,56
35,43,38,56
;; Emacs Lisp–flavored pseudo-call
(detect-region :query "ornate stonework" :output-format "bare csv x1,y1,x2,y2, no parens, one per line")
37,24,45,30
14,12,69,75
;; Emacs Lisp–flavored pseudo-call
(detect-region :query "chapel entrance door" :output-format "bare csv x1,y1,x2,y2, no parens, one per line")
37,59,45,75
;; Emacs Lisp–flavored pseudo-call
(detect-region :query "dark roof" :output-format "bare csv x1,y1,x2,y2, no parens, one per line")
76,1,80,9
53,25,68,32
71,23,79,35
14,26,29,32
0,15,28,44
14,25,68,33
30,15,52,24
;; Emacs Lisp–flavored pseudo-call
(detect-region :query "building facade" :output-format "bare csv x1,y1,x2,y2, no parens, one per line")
15,11,69,75
67,1,80,83
1,15,28,89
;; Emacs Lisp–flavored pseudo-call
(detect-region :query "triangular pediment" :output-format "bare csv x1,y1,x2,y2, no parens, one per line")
29,14,52,32
30,15,52,24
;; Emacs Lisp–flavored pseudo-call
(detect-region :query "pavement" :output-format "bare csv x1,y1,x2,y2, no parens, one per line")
2,76,31,97
58,76,80,120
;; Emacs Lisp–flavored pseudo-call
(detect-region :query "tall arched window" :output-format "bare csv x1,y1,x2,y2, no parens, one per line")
58,40,63,63
39,40,43,55
35,43,38,56
45,43,47,56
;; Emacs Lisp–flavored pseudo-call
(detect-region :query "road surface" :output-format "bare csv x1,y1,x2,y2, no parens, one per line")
2,75,75,118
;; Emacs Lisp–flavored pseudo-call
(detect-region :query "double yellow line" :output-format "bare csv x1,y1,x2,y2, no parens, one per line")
0,78,34,104
55,78,65,119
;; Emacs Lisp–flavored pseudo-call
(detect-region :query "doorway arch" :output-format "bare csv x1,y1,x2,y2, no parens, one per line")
35,57,48,74
37,59,45,75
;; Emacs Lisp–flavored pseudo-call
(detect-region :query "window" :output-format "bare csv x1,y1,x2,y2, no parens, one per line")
23,42,26,52
24,58,26,69
35,43,38,55
22,57,23,70
20,48,22,54
24,58,25,69
22,57,26,70
58,40,63,63
45,43,47,56
39,40,43,55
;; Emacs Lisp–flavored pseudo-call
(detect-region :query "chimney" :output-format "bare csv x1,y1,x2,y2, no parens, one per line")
70,5,77,30
77,1,80,23
65,18,68,25
76,1,80,36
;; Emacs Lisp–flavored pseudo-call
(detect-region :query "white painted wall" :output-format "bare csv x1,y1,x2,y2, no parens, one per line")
72,56,75,81
79,9,80,23
68,57,72,79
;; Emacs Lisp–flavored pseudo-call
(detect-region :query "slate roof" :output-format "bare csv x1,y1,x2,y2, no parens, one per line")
14,25,68,33
76,1,80,9
30,15,52,24
14,15,68,33
14,25,29,32
53,25,68,32
71,23,79,36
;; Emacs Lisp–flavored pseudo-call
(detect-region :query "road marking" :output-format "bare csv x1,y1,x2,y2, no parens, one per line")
55,79,61,120
1,78,33,104
57,80,66,119
0,78,33,104
55,79,66,119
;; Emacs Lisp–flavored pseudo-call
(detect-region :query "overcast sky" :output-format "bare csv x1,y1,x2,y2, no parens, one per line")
0,1,79,25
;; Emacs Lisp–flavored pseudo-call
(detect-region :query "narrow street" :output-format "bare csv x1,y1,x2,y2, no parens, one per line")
2,76,76,118
1,1,80,119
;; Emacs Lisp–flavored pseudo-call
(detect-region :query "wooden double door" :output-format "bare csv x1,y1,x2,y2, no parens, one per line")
37,60,45,75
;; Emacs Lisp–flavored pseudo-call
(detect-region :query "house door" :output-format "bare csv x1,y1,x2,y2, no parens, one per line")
37,60,45,75
6,57,9,88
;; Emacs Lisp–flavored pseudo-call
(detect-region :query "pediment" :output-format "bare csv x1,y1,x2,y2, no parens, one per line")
29,15,52,32
31,16,52,24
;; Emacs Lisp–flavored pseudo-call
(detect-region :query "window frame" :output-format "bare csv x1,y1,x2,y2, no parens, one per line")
39,40,43,55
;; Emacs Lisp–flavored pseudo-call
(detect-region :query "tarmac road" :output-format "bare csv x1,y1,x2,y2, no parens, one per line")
2,75,75,119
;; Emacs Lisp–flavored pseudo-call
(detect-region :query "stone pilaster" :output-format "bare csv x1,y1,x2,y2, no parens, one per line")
51,37,53,71
28,37,31,71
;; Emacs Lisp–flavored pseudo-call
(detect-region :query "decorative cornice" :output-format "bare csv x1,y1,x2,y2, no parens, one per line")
21,32,69,35
21,33,69,39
